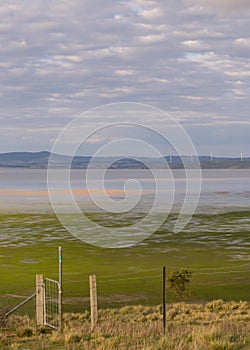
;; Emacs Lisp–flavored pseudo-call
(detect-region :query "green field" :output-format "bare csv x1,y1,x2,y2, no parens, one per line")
0,211,250,314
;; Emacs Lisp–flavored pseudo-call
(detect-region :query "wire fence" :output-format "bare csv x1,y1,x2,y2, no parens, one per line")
1,261,249,323
58,261,250,311
62,262,250,284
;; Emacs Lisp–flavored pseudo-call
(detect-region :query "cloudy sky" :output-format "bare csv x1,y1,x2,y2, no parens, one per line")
0,0,249,156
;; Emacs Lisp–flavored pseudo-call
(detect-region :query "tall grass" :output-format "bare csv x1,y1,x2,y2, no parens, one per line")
0,300,249,349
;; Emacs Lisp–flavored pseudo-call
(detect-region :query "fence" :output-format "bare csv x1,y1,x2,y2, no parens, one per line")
44,278,61,331
2,248,250,333
1,248,63,331
0,293,36,327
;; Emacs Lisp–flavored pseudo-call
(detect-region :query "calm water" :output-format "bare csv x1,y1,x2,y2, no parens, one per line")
0,168,249,214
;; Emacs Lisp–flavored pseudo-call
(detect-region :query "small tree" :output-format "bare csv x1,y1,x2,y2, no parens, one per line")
167,269,192,301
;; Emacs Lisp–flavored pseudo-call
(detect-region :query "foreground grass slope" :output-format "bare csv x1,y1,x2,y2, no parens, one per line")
1,300,250,349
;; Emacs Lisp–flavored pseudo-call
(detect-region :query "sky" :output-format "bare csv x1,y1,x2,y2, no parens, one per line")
0,0,249,157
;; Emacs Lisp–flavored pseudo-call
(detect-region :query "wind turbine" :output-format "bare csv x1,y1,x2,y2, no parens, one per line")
210,152,213,162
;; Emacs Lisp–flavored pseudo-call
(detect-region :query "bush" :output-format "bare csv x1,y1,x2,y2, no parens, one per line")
167,269,192,301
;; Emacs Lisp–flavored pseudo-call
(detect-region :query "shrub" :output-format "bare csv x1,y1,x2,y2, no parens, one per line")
167,270,192,301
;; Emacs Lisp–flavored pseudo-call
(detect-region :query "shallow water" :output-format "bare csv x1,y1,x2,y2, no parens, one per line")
0,169,249,213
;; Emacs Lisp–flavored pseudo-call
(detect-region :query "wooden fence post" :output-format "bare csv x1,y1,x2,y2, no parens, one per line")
89,275,98,331
36,274,44,325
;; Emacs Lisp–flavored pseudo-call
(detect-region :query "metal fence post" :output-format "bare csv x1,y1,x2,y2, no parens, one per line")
58,246,63,332
163,266,166,334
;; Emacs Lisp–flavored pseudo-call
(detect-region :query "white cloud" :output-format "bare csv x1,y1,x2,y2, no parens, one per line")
137,33,165,44
226,71,250,78
52,55,83,63
115,69,136,76
85,135,109,145
182,40,210,50
235,38,250,47
141,7,163,19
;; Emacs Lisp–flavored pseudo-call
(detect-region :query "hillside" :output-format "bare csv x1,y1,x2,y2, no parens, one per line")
0,151,249,169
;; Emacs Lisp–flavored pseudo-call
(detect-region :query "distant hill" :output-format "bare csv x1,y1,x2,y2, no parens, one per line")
0,151,51,168
0,151,249,169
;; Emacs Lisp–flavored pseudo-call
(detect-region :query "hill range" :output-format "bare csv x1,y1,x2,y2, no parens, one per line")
0,151,249,169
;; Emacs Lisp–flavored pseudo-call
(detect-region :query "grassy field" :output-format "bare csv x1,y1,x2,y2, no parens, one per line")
0,300,250,349
0,211,250,313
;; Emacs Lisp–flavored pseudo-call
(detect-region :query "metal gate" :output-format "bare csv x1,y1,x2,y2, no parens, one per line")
44,278,62,330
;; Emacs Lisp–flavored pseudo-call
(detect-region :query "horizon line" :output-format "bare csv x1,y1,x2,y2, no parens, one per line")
0,150,250,159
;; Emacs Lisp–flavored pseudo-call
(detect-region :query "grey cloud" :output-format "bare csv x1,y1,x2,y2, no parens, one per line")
0,0,249,154
186,0,250,15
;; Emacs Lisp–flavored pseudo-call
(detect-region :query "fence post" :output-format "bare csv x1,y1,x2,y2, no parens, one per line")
58,247,63,332
89,275,98,331
163,266,166,334
36,274,44,325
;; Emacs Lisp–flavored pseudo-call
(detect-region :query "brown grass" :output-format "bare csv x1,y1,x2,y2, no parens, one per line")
0,300,249,349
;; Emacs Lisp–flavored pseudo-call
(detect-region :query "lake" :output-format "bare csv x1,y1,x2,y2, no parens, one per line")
0,168,249,213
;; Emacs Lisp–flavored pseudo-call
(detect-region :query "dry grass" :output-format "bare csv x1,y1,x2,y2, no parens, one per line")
0,300,249,349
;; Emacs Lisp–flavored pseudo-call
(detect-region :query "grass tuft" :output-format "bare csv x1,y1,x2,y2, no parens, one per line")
16,327,33,338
